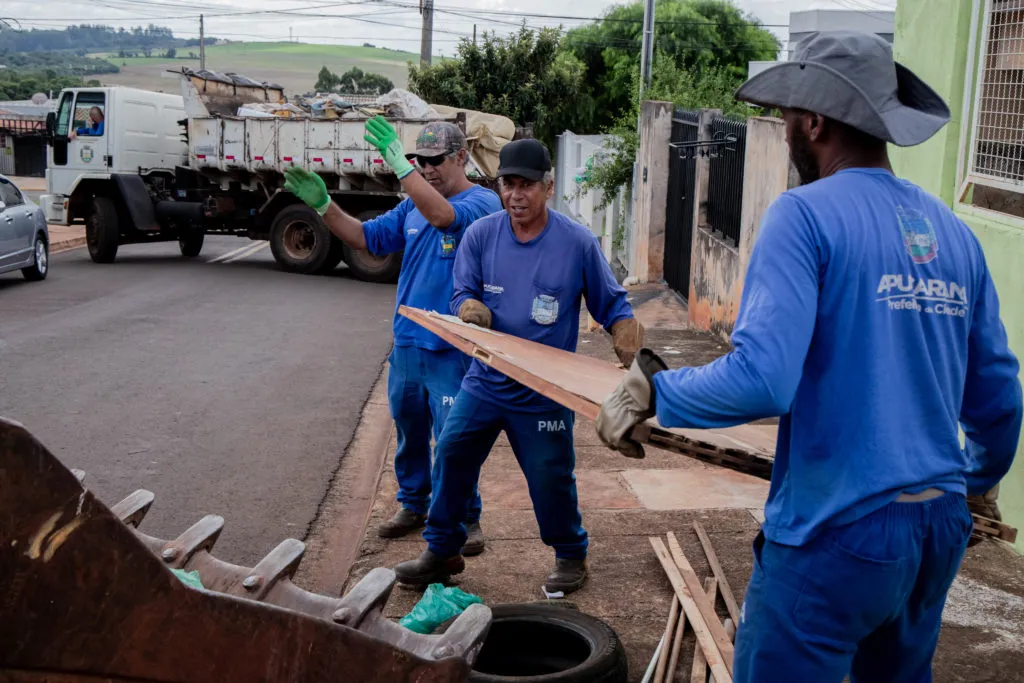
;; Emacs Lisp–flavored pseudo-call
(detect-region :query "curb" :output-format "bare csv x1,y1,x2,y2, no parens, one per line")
51,237,87,253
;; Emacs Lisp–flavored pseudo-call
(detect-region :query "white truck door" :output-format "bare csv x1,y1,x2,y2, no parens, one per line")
49,90,110,197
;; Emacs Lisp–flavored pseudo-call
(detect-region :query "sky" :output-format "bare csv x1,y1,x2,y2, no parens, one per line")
2,0,898,56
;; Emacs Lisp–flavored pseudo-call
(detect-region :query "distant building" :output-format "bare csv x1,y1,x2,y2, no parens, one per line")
0,99,54,177
748,10,895,79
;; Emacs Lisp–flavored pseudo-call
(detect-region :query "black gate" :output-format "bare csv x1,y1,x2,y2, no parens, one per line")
706,117,747,247
664,109,699,296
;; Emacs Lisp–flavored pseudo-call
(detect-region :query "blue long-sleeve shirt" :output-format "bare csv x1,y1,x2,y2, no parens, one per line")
653,168,1022,545
363,184,502,350
452,209,635,411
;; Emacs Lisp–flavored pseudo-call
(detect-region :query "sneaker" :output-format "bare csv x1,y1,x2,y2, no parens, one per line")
395,550,465,587
377,508,426,538
543,558,588,597
462,522,486,557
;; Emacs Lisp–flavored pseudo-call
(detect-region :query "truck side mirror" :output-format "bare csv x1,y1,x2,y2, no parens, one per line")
45,112,56,138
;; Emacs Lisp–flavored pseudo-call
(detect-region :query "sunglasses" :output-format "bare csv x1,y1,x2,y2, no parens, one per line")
406,153,451,168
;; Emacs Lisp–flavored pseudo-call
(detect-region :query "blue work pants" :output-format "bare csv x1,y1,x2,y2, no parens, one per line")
424,392,588,559
387,346,480,520
734,492,973,683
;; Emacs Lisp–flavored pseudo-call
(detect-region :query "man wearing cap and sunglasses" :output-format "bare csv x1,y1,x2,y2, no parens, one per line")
394,138,644,596
597,31,1022,681
285,117,502,550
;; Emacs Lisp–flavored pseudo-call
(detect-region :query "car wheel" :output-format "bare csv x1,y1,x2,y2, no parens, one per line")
21,234,48,281
86,196,119,264
470,604,628,682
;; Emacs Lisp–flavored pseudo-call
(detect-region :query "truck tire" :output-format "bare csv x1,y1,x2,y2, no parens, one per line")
269,204,332,275
319,235,346,274
86,196,119,264
179,230,204,258
340,209,402,283
469,604,628,682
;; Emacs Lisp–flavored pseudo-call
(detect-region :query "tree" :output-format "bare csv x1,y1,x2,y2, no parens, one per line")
561,0,779,129
315,65,394,95
165,47,176,59
408,27,594,150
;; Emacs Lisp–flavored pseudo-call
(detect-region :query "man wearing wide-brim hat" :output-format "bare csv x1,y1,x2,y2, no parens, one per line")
596,31,1023,681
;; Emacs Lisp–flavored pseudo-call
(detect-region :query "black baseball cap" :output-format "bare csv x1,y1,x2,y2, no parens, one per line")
497,139,552,181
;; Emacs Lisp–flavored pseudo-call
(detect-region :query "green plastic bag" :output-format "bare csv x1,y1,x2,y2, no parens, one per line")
171,568,205,591
399,583,482,634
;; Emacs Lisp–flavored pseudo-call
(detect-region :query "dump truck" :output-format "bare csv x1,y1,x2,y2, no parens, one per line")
38,73,500,281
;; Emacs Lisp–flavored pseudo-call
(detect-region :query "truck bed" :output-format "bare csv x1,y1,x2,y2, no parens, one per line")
187,116,453,177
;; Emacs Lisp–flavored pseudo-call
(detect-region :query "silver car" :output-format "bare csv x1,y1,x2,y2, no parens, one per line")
0,174,48,281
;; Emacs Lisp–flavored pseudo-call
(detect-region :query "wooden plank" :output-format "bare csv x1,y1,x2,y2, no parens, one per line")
713,620,737,683
665,532,734,674
654,596,680,683
650,537,732,683
665,595,689,683
690,577,718,683
692,522,741,624
972,513,1018,543
400,307,777,478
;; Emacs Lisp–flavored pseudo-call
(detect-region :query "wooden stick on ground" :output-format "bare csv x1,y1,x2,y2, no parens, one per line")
665,593,690,682
713,620,737,683
650,536,732,683
690,577,719,683
654,596,680,683
692,522,741,624
665,532,735,674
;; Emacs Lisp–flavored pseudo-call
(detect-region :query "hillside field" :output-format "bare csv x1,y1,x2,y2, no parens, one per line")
90,41,416,96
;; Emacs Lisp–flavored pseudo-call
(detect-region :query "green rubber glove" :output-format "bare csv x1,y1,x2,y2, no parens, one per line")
364,115,415,179
284,166,331,216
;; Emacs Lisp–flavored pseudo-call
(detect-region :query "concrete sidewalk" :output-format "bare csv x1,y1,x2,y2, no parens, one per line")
331,284,1024,682
49,224,86,253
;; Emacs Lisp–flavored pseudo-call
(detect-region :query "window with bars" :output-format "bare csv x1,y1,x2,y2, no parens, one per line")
966,0,1024,217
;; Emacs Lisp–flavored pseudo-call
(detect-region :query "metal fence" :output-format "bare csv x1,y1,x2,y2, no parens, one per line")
663,109,699,296
706,116,748,247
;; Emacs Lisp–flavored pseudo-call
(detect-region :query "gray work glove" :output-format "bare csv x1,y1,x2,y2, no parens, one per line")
595,349,667,459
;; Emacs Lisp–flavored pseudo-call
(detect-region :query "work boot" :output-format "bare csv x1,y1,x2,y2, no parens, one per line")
462,522,486,557
395,550,465,587
543,558,588,597
377,508,426,538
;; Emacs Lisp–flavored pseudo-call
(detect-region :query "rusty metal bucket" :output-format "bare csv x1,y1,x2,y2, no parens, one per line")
0,417,490,682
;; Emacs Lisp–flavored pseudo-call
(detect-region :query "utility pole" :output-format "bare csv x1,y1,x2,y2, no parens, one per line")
638,0,655,95
199,14,206,71
473,24,477,46
289,27,293,43
420,0,434,66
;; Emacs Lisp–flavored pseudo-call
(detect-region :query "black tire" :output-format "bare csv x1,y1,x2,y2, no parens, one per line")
179,230,204,258
269,204,333,274
86,196,119,264
319,235,346,274
339,208,402,283
21,234,48,281
470,604,628,683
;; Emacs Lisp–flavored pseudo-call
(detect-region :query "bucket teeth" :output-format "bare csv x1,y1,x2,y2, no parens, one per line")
110,489,155,528
160,514,224,568
241,538,306,600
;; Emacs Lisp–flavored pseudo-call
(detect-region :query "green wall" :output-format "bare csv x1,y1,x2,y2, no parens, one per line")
892,0,1024,551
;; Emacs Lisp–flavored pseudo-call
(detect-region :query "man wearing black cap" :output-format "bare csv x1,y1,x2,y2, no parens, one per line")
595,31,1022,680
394,138,644,596
286,117,501,550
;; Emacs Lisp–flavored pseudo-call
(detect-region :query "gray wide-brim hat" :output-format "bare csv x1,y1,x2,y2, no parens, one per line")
736,31,950,147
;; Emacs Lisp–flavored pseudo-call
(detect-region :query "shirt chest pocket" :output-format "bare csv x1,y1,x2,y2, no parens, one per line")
530,280,563,326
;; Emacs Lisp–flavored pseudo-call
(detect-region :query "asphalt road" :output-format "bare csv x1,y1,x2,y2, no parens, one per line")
0,236,397,566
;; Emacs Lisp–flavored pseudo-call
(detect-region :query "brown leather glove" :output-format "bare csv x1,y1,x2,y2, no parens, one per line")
595,349,668,459
610,317,645,368
967,485,1001,547
458,299,492,328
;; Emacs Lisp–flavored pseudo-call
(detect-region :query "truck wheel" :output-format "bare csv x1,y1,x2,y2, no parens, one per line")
319,235,346,274
340,209,402,283
269,204,332,274
179,230,204,258
86,196,119,264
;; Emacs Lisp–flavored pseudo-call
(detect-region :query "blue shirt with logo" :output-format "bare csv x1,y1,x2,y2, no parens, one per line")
363,184,502,350
652,168,1022,546
451,209,635,411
